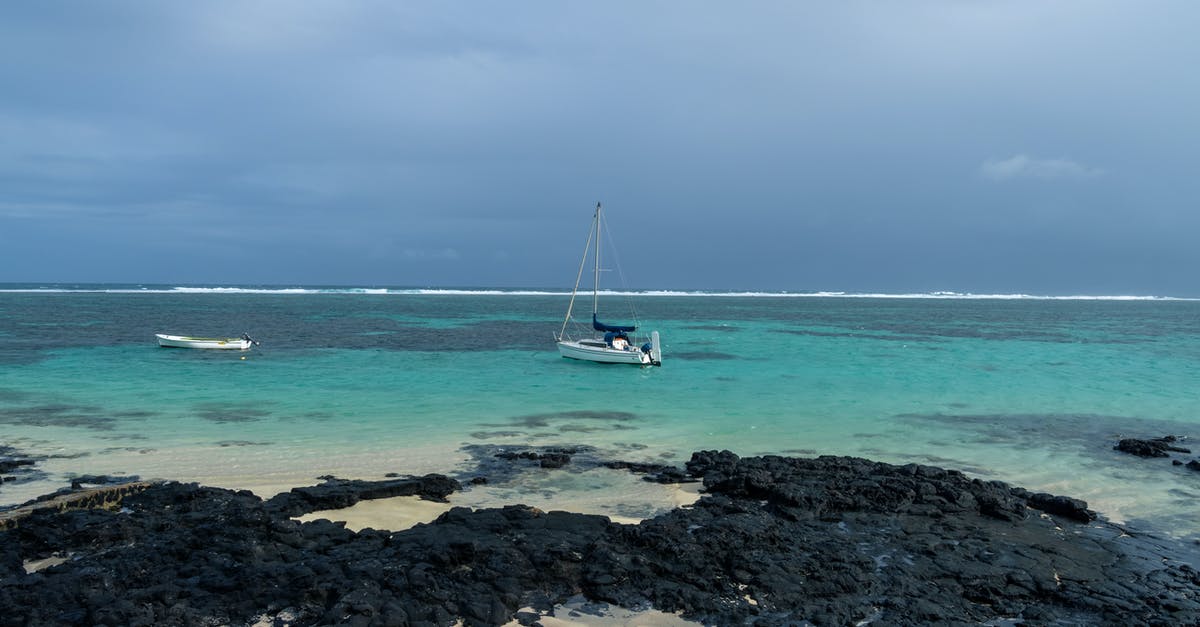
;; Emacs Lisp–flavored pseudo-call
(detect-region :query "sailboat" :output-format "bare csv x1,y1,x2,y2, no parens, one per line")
555,203,662,366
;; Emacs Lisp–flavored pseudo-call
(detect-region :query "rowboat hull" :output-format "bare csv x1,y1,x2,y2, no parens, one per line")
556,339,653,365
156,334,252,350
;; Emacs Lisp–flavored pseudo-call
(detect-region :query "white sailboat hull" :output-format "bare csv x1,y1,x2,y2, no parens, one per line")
156,334,252,350
556,339,653,365
555,202,662,366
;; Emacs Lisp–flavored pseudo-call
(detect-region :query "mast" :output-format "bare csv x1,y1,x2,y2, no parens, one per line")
557,203,598,341
592,202,601,317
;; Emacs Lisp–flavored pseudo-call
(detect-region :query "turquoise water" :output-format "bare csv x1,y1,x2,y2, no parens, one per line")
2,286,1200,540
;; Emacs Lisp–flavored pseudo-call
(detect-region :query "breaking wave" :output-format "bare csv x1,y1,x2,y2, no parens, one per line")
0,284,1191,300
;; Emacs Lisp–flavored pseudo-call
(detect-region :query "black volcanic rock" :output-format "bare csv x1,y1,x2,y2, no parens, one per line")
0,458,34,474
264,474,460,518
0,446,40,488
602,460,694,484
69,474,140,489
1115,436,1192,458
1012,488,1096,523
0,451,1197,626
493,447,581,470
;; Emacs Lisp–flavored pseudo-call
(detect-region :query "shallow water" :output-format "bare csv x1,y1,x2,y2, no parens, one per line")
2,286,1199,541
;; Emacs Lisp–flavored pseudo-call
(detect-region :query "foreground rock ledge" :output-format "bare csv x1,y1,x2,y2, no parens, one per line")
1,452,1198,626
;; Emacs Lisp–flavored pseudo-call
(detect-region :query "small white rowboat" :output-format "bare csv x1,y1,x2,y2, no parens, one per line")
156,333,257,350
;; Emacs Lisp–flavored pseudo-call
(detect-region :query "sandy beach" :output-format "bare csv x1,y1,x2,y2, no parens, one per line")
294,478,704,532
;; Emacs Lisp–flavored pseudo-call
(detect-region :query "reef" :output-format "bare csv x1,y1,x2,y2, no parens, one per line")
1,450,1198,626
0,446,40,487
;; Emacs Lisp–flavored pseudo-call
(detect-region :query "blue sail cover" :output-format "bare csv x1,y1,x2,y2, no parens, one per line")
593,314,636,333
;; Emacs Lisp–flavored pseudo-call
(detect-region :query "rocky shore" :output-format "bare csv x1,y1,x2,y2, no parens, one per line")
2,449,1199,626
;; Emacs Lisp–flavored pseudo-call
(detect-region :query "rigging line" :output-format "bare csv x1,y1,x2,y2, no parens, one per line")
558,208,597,340
597,207,641,329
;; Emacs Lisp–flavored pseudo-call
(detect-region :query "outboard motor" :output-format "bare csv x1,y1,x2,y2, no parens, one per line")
649,331,662,366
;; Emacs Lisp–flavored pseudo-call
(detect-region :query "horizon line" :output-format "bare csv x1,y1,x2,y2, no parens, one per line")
0,282,1194,301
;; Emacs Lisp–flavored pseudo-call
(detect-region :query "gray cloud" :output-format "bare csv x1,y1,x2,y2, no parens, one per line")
2,2,1200,295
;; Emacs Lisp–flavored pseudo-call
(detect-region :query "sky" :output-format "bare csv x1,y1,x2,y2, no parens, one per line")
2,1,1199,295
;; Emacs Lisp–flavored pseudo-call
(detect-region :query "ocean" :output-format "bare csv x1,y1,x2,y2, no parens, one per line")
2,284,1199,542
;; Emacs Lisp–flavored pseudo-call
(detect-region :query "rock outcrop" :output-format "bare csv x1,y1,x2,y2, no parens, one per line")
1,451,1197,626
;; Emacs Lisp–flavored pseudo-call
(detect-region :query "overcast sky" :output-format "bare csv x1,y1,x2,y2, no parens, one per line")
2,1,1198,294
